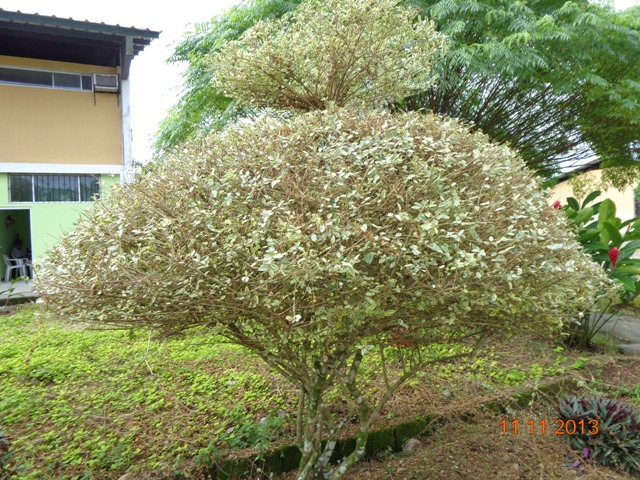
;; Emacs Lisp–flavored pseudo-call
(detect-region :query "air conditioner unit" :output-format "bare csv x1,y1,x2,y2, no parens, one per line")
93,74,119,93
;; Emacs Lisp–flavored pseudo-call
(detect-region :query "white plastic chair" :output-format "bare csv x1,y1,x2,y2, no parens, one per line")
24,259,34,279
2,255,26,281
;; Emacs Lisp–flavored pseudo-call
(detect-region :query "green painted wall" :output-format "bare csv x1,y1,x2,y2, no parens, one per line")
0,174,119,276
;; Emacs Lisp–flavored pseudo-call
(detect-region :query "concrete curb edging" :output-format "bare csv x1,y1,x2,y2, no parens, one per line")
203,377,579,479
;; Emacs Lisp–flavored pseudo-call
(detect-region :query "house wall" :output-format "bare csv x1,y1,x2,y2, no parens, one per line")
0,174,119,269
0,54,124,274
0,55,122,166
549,169,637,221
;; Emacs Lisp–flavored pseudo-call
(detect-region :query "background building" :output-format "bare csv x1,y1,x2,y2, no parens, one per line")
550,160,638,221
0,9,158,275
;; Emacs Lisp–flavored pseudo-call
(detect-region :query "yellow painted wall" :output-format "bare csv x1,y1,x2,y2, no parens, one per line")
550,169,637,221
0,55,117,75
0,55,122,165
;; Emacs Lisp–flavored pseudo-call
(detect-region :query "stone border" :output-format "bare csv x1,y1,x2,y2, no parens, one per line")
201,377,579,479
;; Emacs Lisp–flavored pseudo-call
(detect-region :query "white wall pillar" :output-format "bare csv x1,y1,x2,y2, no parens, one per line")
120,76,134,183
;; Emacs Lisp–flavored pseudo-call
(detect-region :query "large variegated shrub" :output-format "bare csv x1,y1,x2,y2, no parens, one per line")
38,0,611,478
39,107,609,479
42,107,605,333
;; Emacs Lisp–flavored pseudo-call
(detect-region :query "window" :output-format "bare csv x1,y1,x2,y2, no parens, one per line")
9,174,100,203
53,73,81,89
0,67,93,91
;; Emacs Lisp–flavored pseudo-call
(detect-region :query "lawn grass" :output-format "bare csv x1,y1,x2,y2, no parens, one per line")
0,305,616,479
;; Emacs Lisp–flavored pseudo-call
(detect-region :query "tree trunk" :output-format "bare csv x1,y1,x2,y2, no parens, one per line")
296,382,324,480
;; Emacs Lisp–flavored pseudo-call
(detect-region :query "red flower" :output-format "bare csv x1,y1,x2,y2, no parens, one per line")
609,247,619,269
553,200,562,210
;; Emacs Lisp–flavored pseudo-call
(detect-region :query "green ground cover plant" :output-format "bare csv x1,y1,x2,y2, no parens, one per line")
0,306,296,479
0,428,14,480
1,307,591,479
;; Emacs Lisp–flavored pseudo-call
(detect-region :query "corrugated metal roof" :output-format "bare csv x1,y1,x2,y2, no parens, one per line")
0,9,159,39
0,9,160,79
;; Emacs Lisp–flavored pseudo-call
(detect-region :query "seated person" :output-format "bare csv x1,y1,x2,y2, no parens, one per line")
9,239,30,279
10,239,26,260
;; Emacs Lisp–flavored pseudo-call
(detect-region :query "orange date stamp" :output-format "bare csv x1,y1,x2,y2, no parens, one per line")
500,419,599,435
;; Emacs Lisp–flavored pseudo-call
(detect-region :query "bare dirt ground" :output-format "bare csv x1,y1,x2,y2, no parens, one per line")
276,406,632,480
274,356,640,480
339,407,631,480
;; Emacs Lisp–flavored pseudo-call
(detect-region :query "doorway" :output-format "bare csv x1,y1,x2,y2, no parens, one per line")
0,209,32,280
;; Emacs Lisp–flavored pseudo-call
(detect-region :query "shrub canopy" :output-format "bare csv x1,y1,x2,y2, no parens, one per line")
209,0,446,111
155,0,640,185
40,107,607,347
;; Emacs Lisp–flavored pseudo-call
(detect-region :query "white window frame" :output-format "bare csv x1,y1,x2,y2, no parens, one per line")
8,174,101,204
0,65,93,92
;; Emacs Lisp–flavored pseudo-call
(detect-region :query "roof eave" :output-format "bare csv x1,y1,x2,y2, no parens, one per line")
0,9,160,73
